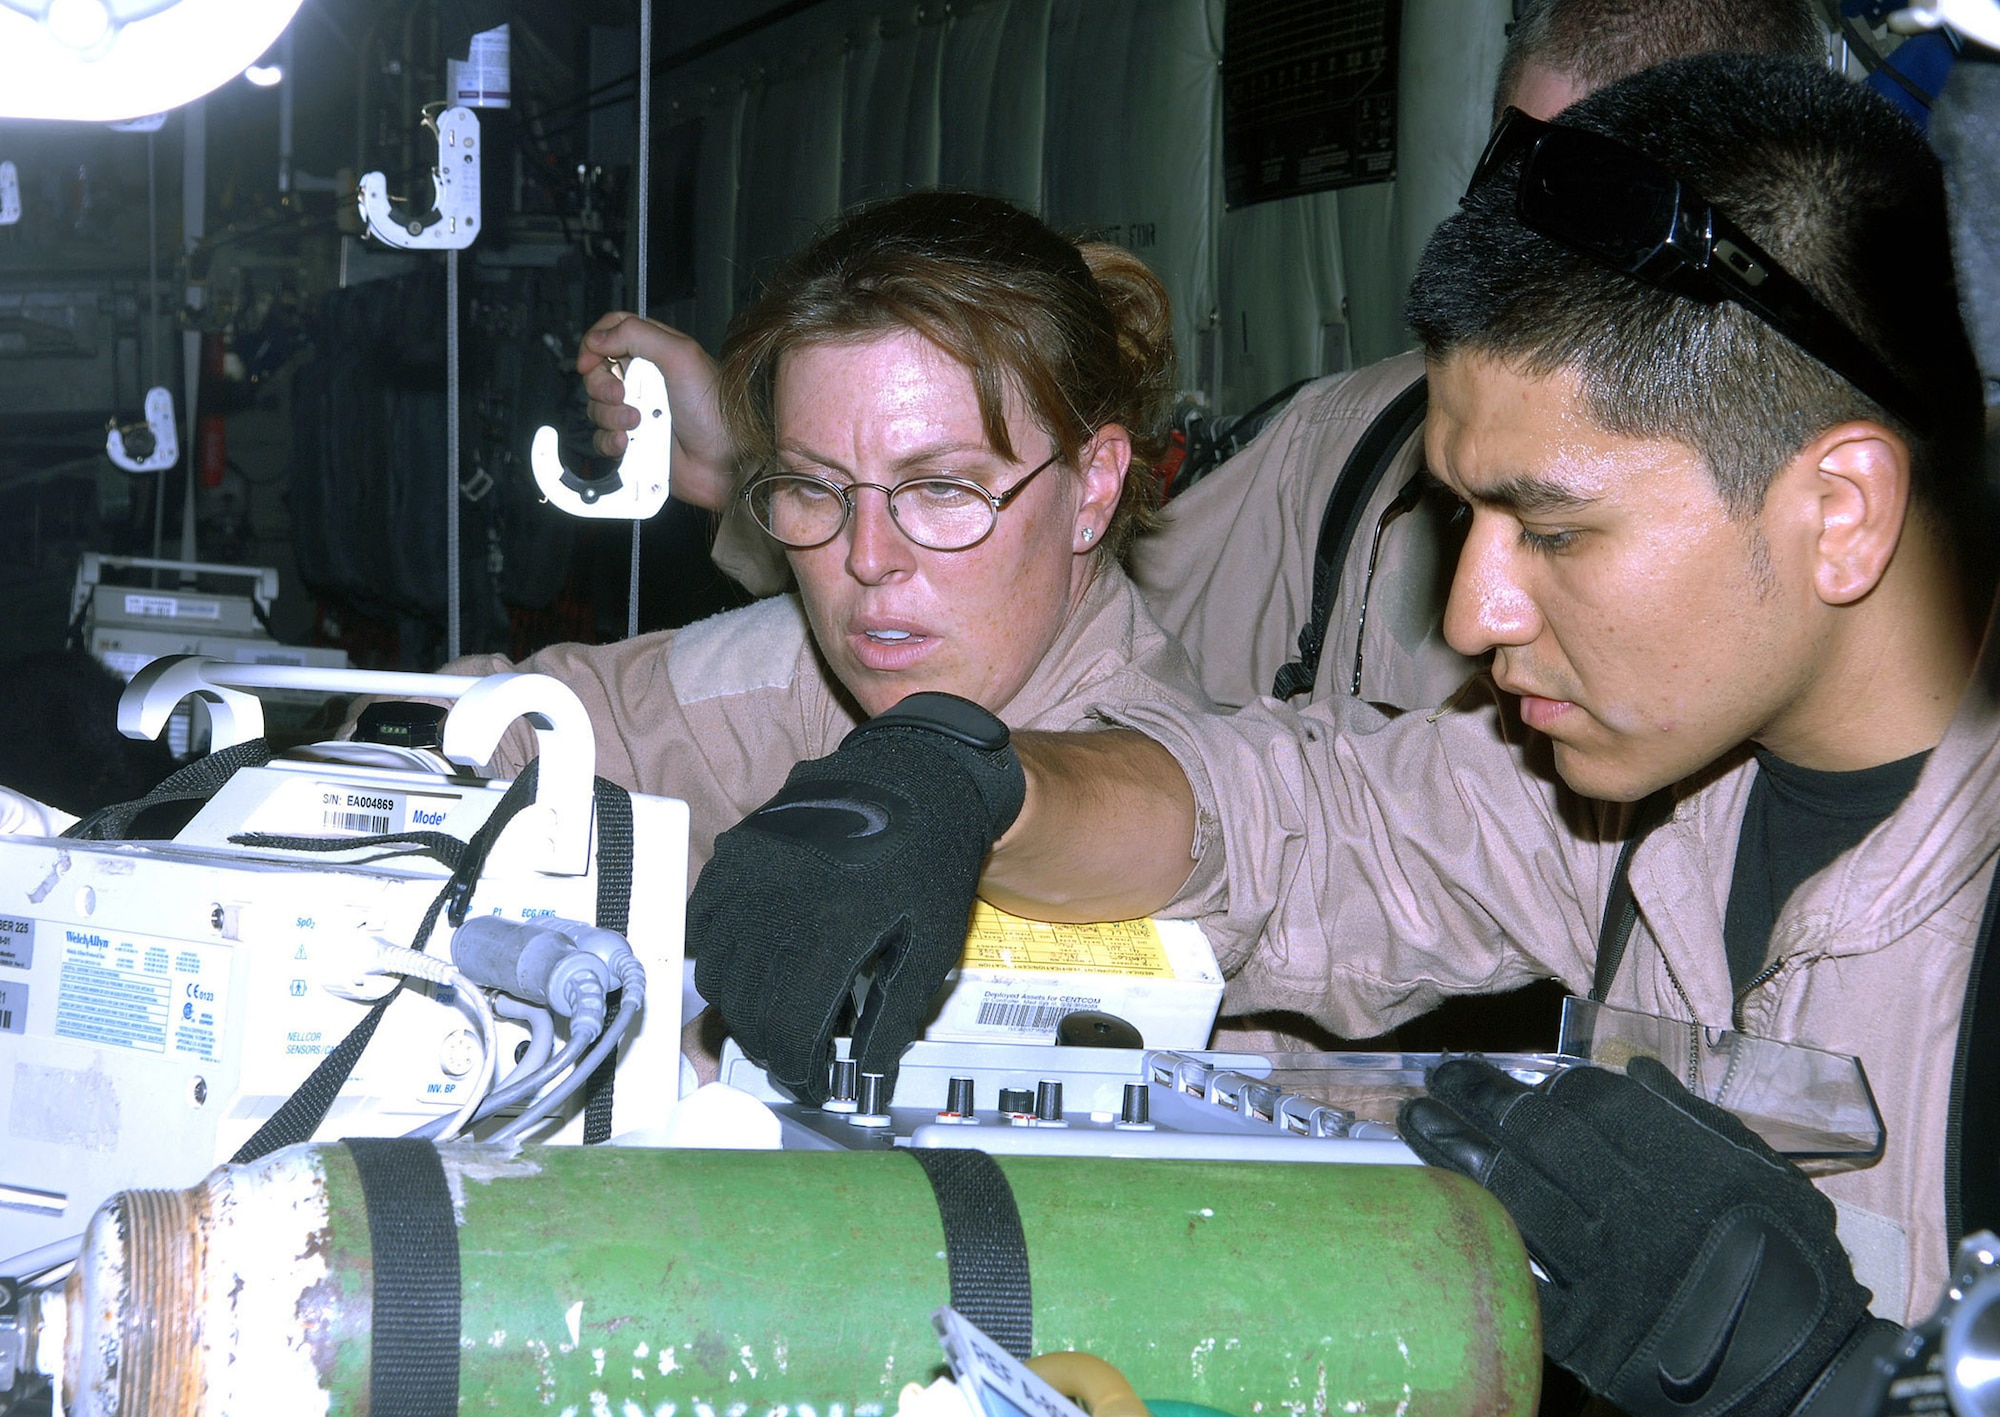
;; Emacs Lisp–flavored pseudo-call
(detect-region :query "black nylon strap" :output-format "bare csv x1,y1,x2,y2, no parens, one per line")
582,777,634,1144
229,763,542,1163
444,760,541,928
907,1148,1033,1360
1271,374,1429,701
1946,858,2000,1244
345,1138,460,1417
230,829,468,866
63,737,275,840
1590,791,1676,1002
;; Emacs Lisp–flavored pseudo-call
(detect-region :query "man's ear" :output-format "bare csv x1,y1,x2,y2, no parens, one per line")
1798,421,1911,606
1074,424,1131,549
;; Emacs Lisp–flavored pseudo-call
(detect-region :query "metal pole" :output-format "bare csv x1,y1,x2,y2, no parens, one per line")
180,101,205,576
447,246,461,661
148,130,165,572
278,28,295,194
628,0,652,641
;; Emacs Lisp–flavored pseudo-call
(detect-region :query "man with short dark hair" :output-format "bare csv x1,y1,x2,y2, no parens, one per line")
1493,0,1826,121
1133,0,1832,715
690,53,2000,1417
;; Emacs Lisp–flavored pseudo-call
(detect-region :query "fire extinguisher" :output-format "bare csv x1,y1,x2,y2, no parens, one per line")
197,330,227,489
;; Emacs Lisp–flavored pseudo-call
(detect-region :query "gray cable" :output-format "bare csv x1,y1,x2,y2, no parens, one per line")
627,0,652,642
487,991,639,1143
493,993,555,1076
1,1234,81,1283
446,245,462,660
474,1004,599,1115
403,1024,594,1140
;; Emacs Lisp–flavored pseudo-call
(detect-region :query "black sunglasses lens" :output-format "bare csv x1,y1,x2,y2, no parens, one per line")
1466,108,1542,198
1519,127,1681,272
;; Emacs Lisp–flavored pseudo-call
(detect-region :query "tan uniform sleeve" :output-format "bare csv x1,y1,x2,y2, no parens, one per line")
1097,681,1619,1039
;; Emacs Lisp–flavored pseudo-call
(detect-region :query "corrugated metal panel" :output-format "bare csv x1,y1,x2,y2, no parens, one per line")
937,0,1051,204
842,6,945,206
657,0,1506,412
688,82,745,350
733,39,847,309
1217,193,1345,412
1043,0,1222,400
1215,0,1510,406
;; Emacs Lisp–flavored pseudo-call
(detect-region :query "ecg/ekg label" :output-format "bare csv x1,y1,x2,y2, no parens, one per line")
961,903,1173,978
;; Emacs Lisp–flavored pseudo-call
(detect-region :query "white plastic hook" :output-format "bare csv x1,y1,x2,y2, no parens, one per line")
120,654,266,749
530,355,672,519
105,386,179,472
439,672,595,876
0,160,18,225
115,658,598,875
358,106,481,251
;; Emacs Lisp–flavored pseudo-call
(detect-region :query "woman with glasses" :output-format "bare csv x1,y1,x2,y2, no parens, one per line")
448,189,1208,888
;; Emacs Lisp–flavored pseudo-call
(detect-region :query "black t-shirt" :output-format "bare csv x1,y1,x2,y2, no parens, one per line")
1723,747,1929,993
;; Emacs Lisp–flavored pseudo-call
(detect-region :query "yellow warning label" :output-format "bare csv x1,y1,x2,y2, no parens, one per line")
960,902,1174,978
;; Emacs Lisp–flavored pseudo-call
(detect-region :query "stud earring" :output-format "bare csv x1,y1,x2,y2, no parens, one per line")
1080,527,1094,544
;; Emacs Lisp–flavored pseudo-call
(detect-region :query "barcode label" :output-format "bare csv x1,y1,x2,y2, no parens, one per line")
974,992,1100,1034
323,810,391,834
0,1010,10,1029
0,985,21,1034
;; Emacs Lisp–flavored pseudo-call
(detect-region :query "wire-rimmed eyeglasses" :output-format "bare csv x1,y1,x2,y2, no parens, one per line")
1466,107,1932,436
743,451,1062,552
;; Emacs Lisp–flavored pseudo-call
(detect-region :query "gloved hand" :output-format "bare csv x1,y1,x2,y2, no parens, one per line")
690,693,1025,1104
1399,1056,1882,1417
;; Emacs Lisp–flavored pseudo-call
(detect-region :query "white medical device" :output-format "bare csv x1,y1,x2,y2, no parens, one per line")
358,105,481,251
73,554,350,755
530,355,673,520
0,659,690,1260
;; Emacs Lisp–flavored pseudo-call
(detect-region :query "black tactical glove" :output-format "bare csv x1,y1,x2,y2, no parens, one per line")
690,692,1025,1104
1399,1056,1879,1417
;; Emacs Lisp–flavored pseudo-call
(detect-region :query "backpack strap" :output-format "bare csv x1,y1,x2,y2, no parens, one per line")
1271,374,1429,701
1947,856,2000,1243
1167,377,1314,499
1590,791,1676,1002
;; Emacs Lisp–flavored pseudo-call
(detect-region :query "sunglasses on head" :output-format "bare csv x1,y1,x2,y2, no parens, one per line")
1464,107,1932,436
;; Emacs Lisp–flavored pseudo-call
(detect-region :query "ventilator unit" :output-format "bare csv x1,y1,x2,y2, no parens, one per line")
0,657,689,1260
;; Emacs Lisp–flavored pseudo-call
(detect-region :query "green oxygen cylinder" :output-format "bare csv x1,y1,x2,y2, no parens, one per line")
54,1141,1540,1417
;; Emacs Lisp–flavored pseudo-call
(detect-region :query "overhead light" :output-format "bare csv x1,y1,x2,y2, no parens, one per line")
0,0,306,121
44,0,111,50
242,62,281,87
